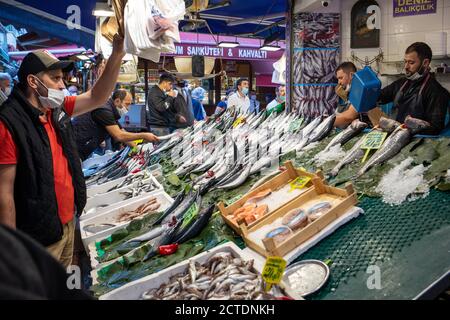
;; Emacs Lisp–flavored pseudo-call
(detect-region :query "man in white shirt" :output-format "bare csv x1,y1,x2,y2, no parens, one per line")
227,78,250,113
266,85,286,114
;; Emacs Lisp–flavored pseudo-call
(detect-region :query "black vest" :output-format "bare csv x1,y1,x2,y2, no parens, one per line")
72,99,120,161
0,88,86,246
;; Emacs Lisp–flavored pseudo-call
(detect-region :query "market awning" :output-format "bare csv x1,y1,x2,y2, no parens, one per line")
180,0,287,40
0,0,96,49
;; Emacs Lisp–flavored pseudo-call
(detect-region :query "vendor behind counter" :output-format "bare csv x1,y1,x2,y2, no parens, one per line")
335,42,450,135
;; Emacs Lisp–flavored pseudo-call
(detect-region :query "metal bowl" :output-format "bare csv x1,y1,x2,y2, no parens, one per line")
282,260,330,297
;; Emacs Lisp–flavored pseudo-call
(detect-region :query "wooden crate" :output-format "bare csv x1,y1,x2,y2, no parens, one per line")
217,161,324,234
239,178,357,258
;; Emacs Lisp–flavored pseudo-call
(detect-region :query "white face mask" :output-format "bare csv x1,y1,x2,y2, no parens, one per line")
117,107,127,117
405,62,426,81
33,77,65,109
4,87,11,96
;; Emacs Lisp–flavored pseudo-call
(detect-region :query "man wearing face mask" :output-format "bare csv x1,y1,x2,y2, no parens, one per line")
147,73,186,136
335,43,449,134
73,89,155,160
227,78,250,114
266,85,286,115
0,35,146,268
0,72,13,106
334,62,356,113
249,91,260,114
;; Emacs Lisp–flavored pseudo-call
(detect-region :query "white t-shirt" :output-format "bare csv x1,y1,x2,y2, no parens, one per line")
227,92,250,113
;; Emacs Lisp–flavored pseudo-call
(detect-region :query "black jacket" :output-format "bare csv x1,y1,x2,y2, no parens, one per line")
72,99,120,160
0,88,86,247
0,225,92,299
146,85,177,128
378,74,450,135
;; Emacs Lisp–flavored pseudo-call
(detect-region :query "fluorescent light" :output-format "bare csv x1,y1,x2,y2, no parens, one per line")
93,10,115,17
259,45,281,52
218,41,239,48
92,3,114,17
76,54,90,61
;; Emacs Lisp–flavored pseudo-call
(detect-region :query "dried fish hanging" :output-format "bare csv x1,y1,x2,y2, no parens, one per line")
292,13,340,119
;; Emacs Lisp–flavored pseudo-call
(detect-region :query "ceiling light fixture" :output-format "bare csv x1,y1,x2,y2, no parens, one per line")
92,2,115,17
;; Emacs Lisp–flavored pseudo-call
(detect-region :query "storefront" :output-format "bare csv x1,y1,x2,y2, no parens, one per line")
132,32,285,114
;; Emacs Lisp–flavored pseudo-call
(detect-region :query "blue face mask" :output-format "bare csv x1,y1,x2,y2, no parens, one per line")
279,95,286,102
241,88,249,96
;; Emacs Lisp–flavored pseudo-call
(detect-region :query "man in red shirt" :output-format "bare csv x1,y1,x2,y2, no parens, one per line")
0,35,157,268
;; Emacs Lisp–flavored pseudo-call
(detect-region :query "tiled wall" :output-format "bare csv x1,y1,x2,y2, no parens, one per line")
340,0,450,91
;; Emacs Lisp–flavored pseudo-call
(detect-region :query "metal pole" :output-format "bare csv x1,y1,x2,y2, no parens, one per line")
144,59,149,105
286,0,293,113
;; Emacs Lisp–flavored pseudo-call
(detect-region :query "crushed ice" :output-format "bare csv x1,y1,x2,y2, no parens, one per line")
313,144,346,166
375,157,429,206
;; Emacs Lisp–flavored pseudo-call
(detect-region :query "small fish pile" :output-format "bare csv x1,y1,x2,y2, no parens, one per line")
115,197,161,223
119,180,158,200
141,252,271,300
107,170,152,193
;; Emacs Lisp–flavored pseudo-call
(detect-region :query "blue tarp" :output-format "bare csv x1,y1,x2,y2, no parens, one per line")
0,0,95,49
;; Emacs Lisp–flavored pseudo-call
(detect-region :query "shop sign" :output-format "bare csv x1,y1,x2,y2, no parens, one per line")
393,0,437,17
166,44,283,60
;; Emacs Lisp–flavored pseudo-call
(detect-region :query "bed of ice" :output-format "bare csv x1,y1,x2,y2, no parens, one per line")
313,144,346,166
375,157,429,206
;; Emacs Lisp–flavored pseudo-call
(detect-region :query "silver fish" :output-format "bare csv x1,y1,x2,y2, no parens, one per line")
357,117,432,176
308,114,336,143
125,225,168,244
324,119,368,151
329,134,367,177
378,117,401,133
83,223,116,234
216,165,251,190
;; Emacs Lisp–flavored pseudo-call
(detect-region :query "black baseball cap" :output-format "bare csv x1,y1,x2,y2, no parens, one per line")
18,50,74,84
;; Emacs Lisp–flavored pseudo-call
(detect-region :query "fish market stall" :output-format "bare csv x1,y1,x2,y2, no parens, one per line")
82,109,450,300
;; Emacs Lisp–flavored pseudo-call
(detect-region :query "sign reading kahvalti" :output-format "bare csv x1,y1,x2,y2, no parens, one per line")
393,0,437,17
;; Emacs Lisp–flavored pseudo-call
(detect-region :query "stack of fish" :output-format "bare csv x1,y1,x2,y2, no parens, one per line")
140,252,271,300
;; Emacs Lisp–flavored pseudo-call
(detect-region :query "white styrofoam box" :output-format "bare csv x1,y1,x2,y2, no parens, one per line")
82,151,119,170
87,175,131,198
81,176,162,220
425,32,447,58
88,176,155,199
99,242,264,300
80,190,174,252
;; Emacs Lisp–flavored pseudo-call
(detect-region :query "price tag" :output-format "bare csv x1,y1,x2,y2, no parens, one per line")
181,202,199,229
134,139,144,145
288,119,304,133
262,256,287,292
232,117,244,128
288,176,311,193
360,131,388,163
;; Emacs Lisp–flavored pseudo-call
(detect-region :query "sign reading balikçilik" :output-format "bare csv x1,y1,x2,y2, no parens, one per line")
393,0,437,17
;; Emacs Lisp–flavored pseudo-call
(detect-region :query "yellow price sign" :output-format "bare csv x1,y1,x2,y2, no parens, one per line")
262,256,287,292
232,116,244,128
288,176,311,193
